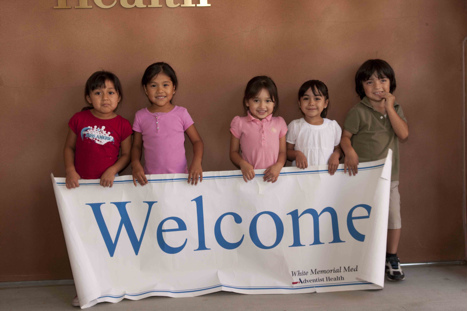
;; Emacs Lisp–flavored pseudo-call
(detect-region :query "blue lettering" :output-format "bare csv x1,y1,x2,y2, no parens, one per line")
157,217,187,254
249,211,284,249
214,212,244,249
86,201,155,257
347,204,371,242
192,196,210,251
288,207,344,246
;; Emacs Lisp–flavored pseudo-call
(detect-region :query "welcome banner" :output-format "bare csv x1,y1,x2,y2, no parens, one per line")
52,153,392,309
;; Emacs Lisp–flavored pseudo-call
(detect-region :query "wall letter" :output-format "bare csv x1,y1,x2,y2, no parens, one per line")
120,0,146,8
249,211,284,249
148,0,162,7
54,0,71,9
87,201,155,257
94,0,117,9
214,212,244,250
347,204,372,242
288,207,344,247
197,0,211,7
181,0,195,7
157,217,187,254
165,0,180,8
192,195,210,251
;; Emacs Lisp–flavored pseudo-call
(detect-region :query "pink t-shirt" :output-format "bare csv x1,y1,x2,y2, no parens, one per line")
230,112,288,169
133,106,194,174
68,110,133,179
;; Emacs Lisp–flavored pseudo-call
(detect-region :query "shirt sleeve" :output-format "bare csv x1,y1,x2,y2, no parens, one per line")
121,117,133,141
332,120,342,146
286,120,298,144
181,108,195,131
278,117,288,138
230,116,241,139
343,107,360,135
132,110,142,133
395,104,407,123
68,113,79,136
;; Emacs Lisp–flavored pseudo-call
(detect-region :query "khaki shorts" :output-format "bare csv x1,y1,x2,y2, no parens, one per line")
388,181,401,229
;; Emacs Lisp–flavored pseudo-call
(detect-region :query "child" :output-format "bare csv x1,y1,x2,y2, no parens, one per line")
131,62,204,185
340,59,409,281
230,76,287,183
64,71,132,189
286,80,341,175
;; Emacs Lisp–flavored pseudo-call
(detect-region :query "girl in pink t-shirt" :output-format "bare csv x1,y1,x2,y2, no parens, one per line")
131,62,204,185
64,71,132,190
230,76,287,183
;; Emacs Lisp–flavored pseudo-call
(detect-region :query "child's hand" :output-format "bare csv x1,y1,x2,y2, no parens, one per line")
188,162,203,185
327,152,340,175
263,163,282,183
240,161,255,182
343,150,359,176
65,170,81,189
295,151,308,169
132,163,148,186
378,91,396,111
100,168,117,187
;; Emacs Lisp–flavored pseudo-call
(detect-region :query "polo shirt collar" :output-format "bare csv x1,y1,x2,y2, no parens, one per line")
247,111,272,123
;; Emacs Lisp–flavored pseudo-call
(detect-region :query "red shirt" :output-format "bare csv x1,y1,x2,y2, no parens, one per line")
68,110,132,179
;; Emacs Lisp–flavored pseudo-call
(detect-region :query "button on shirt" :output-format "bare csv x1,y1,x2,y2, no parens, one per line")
230,112,288,169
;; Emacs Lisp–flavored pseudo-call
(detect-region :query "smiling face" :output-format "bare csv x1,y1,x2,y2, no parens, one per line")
362,72,391,104
245,88,275,120
299,87,328,124
86,80,120,119
144,73,176,112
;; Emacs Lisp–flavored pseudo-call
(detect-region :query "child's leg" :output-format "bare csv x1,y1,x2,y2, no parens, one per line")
385,181,404,281
387,228,401,254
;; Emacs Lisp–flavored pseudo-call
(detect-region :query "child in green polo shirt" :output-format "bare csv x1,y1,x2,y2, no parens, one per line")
341,59,409,281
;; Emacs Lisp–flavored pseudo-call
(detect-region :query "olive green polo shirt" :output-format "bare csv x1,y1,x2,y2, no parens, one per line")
344,97,406,181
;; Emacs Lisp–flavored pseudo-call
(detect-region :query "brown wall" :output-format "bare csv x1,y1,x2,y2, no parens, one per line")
0,0,466,282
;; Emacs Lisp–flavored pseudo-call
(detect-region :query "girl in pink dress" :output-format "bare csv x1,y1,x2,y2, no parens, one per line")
229,76,287,183
131,62,204,185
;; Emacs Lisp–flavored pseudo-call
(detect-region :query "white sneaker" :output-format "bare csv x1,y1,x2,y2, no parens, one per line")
72,295,80,307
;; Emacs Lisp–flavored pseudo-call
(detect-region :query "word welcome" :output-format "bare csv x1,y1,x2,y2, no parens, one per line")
87,195,372,257
54,0,211,9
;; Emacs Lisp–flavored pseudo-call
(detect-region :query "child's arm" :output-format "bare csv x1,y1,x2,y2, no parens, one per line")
380,93,409,141
185,125,204,185
263,136,287,183
131,132,148,186
340,130,359,176
328,145,342,175
230,134,255,182
100,135,132,187
63,129,81,189
286,143,308,169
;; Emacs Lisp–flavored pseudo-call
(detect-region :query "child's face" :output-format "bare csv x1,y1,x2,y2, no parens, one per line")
299,87,328,121
362,72,391,104
245,88,275,120
86,80,120,119
144,73,176,111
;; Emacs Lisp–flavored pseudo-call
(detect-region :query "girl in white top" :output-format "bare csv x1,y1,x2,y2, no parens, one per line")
286,80,342,175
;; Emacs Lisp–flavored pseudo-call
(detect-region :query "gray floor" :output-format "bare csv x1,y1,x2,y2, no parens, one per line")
0,264,466,311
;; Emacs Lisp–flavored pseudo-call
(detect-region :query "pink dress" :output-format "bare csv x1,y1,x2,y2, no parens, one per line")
230,112,287,169
133,106,194,174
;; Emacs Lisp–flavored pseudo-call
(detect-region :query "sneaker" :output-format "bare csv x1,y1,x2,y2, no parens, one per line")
72,295,80,307
385,256,405,281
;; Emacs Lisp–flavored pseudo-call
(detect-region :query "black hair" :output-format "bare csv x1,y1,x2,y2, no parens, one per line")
141,62,178,90
355,59,396,99
243,76,279,114
83,71,123,111
298,80,330,118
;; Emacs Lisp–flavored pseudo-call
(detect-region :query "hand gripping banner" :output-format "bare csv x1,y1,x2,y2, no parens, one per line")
52,152,392,308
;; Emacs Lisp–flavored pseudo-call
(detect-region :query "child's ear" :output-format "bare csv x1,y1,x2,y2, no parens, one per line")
86,95,92,104
324,99,329,108
245,100,249,107
143,85,148,96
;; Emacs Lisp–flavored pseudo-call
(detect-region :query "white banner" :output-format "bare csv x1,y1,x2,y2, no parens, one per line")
52,153,392,309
